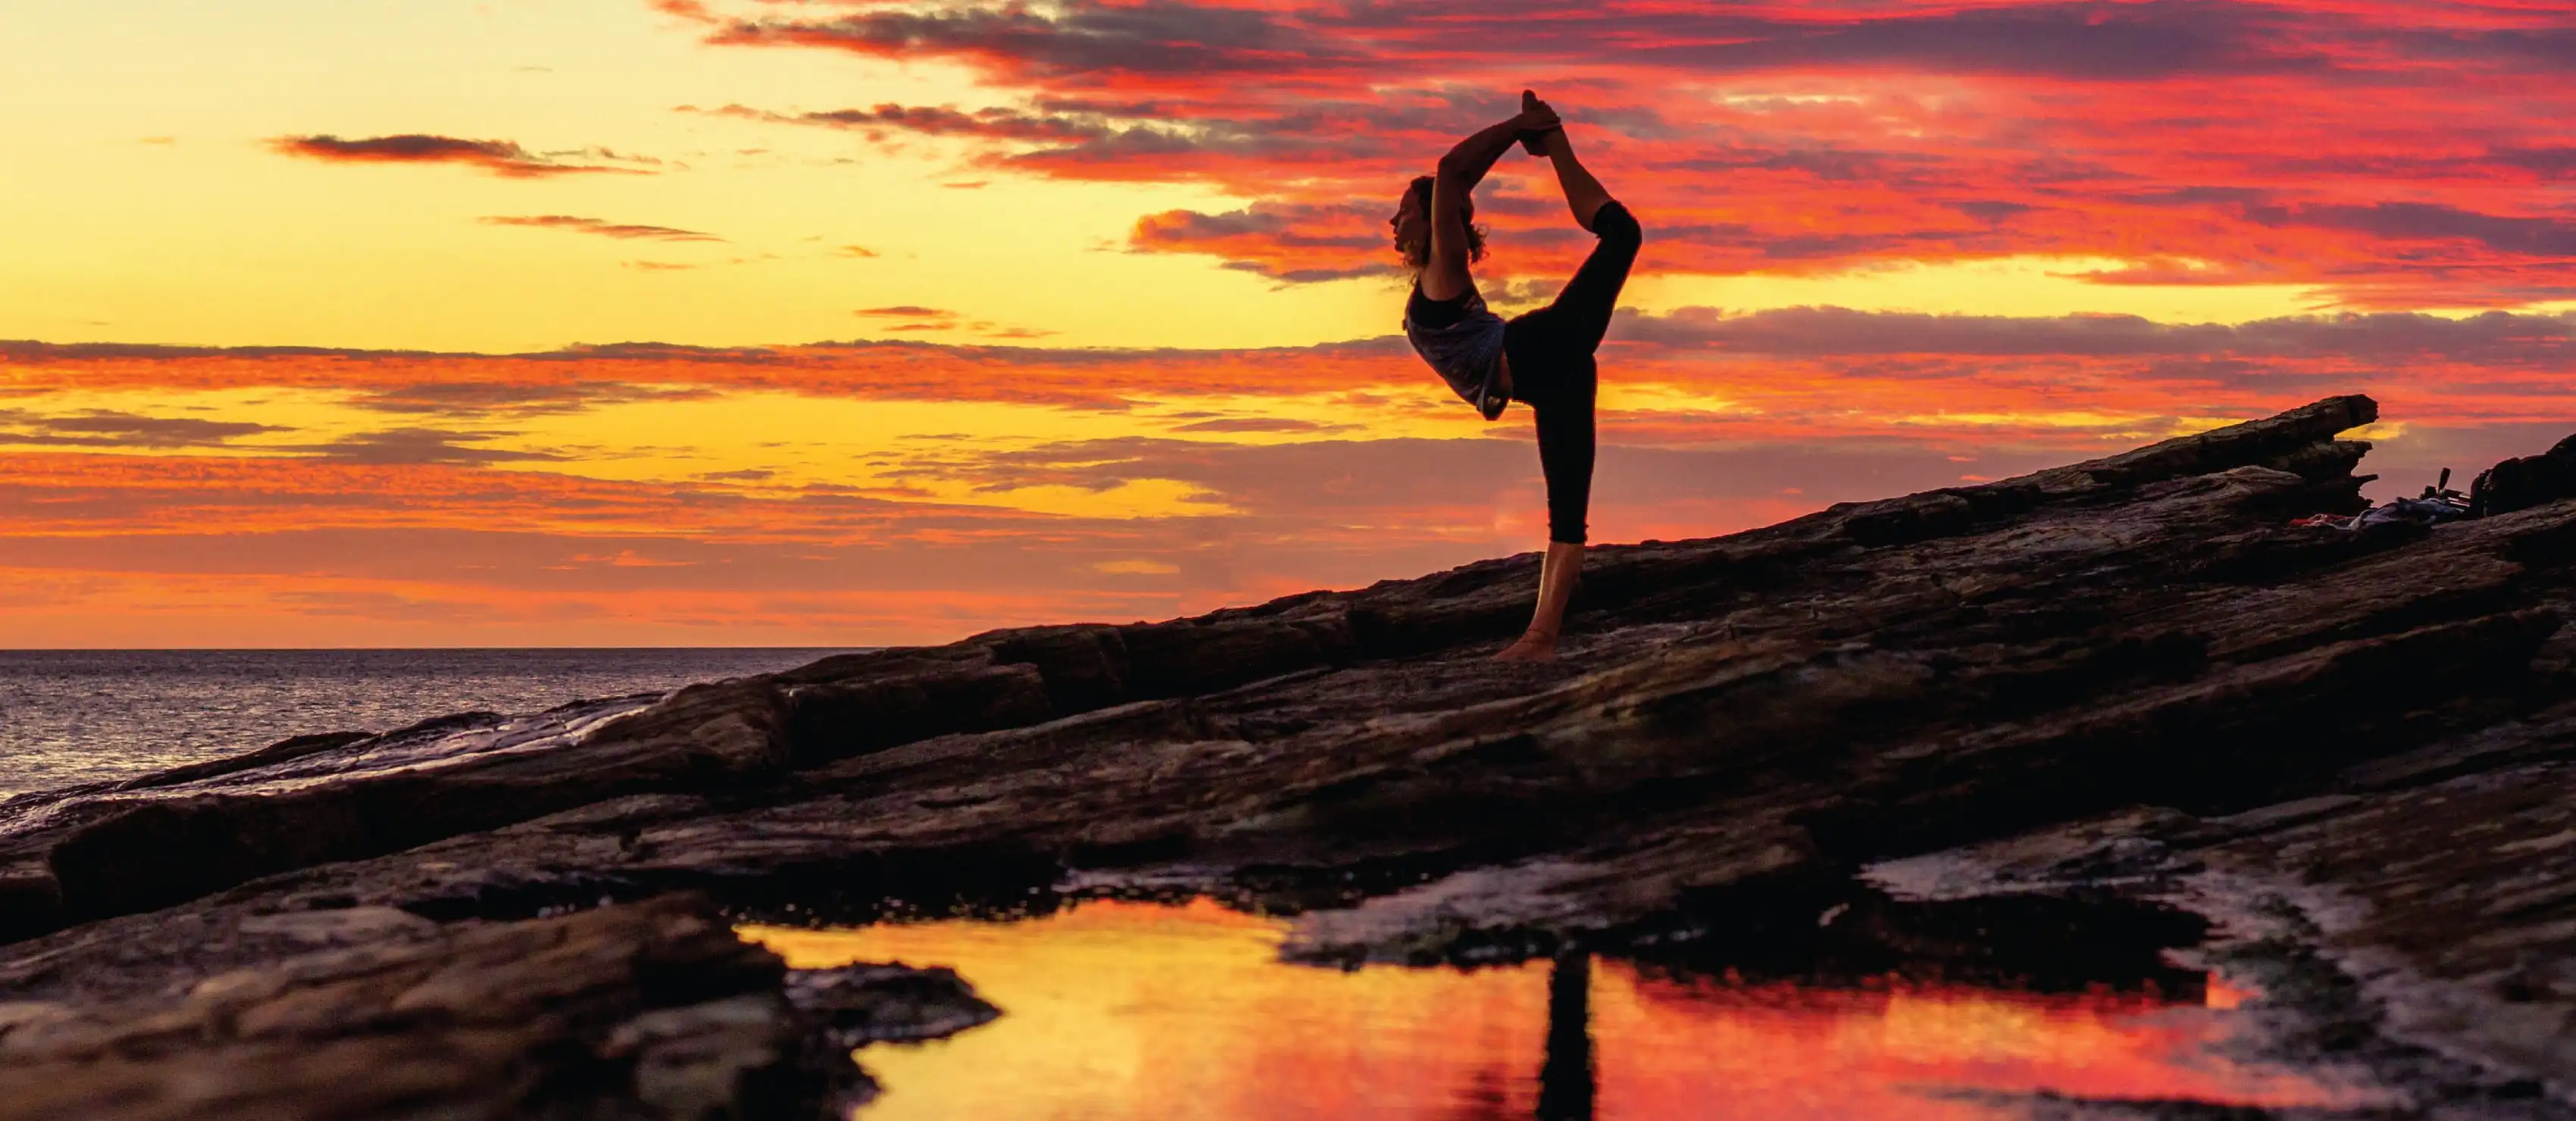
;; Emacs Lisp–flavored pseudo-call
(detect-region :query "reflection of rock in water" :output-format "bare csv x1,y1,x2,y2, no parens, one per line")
1538,951,1594,1121
5,396,2576,1118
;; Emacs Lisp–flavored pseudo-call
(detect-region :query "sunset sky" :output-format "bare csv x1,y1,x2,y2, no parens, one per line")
5,0,2574,647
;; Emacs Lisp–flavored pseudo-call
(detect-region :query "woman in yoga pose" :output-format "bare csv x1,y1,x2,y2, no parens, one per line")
1394,91,1641,662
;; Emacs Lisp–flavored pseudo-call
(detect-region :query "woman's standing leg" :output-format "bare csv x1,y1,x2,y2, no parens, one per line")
1498,110,1640,663
1500,225,1638,661
1502,360,1597,662
1531,357,1598,551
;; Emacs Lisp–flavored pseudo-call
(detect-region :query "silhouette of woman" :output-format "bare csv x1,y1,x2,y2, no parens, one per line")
1393,91,1642,662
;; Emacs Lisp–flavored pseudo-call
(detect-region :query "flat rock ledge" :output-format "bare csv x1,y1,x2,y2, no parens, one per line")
0,893,872,1119
7,393,2576,1119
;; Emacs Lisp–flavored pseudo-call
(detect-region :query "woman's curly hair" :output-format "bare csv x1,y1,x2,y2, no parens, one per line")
1396,174,1487,271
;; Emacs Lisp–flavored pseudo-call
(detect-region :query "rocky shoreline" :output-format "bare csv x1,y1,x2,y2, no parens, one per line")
4,395,2573,1118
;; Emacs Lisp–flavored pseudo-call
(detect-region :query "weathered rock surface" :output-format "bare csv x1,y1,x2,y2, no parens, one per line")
0,682,790,941
6,392,2576,1117
2475,432,2576,518
0,893,855,1119
785,963,999,1047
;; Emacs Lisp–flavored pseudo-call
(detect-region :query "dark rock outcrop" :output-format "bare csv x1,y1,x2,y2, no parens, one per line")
6,393,2576,1116
0,680,792,938
786,963,1000,1047
2474,432,2576,518
0,894,857,1119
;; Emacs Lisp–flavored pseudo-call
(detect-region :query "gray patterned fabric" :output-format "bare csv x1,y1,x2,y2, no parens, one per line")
1405,283,1508,420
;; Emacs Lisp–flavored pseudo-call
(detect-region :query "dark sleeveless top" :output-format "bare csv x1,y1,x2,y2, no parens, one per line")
1404,281,1508,420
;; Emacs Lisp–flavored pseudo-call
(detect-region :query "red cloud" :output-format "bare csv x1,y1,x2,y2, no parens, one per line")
670,0,2576,307
686,102,1109,143
1130,203,1396,282
270,135,649,178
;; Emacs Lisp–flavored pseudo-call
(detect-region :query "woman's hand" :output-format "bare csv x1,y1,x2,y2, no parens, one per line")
1514,89,1562,156
1514,89,1562,138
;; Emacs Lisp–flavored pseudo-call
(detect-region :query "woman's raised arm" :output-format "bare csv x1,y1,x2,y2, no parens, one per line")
1423,97,1558,295
1521,94,1614,232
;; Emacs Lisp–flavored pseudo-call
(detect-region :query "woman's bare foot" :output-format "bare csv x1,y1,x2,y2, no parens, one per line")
1494,629,1558,662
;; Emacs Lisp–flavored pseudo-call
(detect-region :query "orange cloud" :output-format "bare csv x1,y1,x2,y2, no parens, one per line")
480,215,721,241
0,408,283,448
855,306,955,320
270,135,652,178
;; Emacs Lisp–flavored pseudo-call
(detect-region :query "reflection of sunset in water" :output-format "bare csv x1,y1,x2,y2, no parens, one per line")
1598,973,2363,1119
741,898,2378,1120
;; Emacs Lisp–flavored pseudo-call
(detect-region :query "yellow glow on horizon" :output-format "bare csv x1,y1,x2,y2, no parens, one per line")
1600,383,1749,416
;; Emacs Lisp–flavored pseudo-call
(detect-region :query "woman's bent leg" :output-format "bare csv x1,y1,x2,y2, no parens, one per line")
1551,202,1642,354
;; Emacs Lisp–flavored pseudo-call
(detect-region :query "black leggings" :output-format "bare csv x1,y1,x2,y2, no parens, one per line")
1505,201,1641,545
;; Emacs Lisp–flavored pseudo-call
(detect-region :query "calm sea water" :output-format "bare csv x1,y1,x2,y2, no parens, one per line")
0,648,857,797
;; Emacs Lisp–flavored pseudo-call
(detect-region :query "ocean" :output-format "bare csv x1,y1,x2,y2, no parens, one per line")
0,648,858,798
